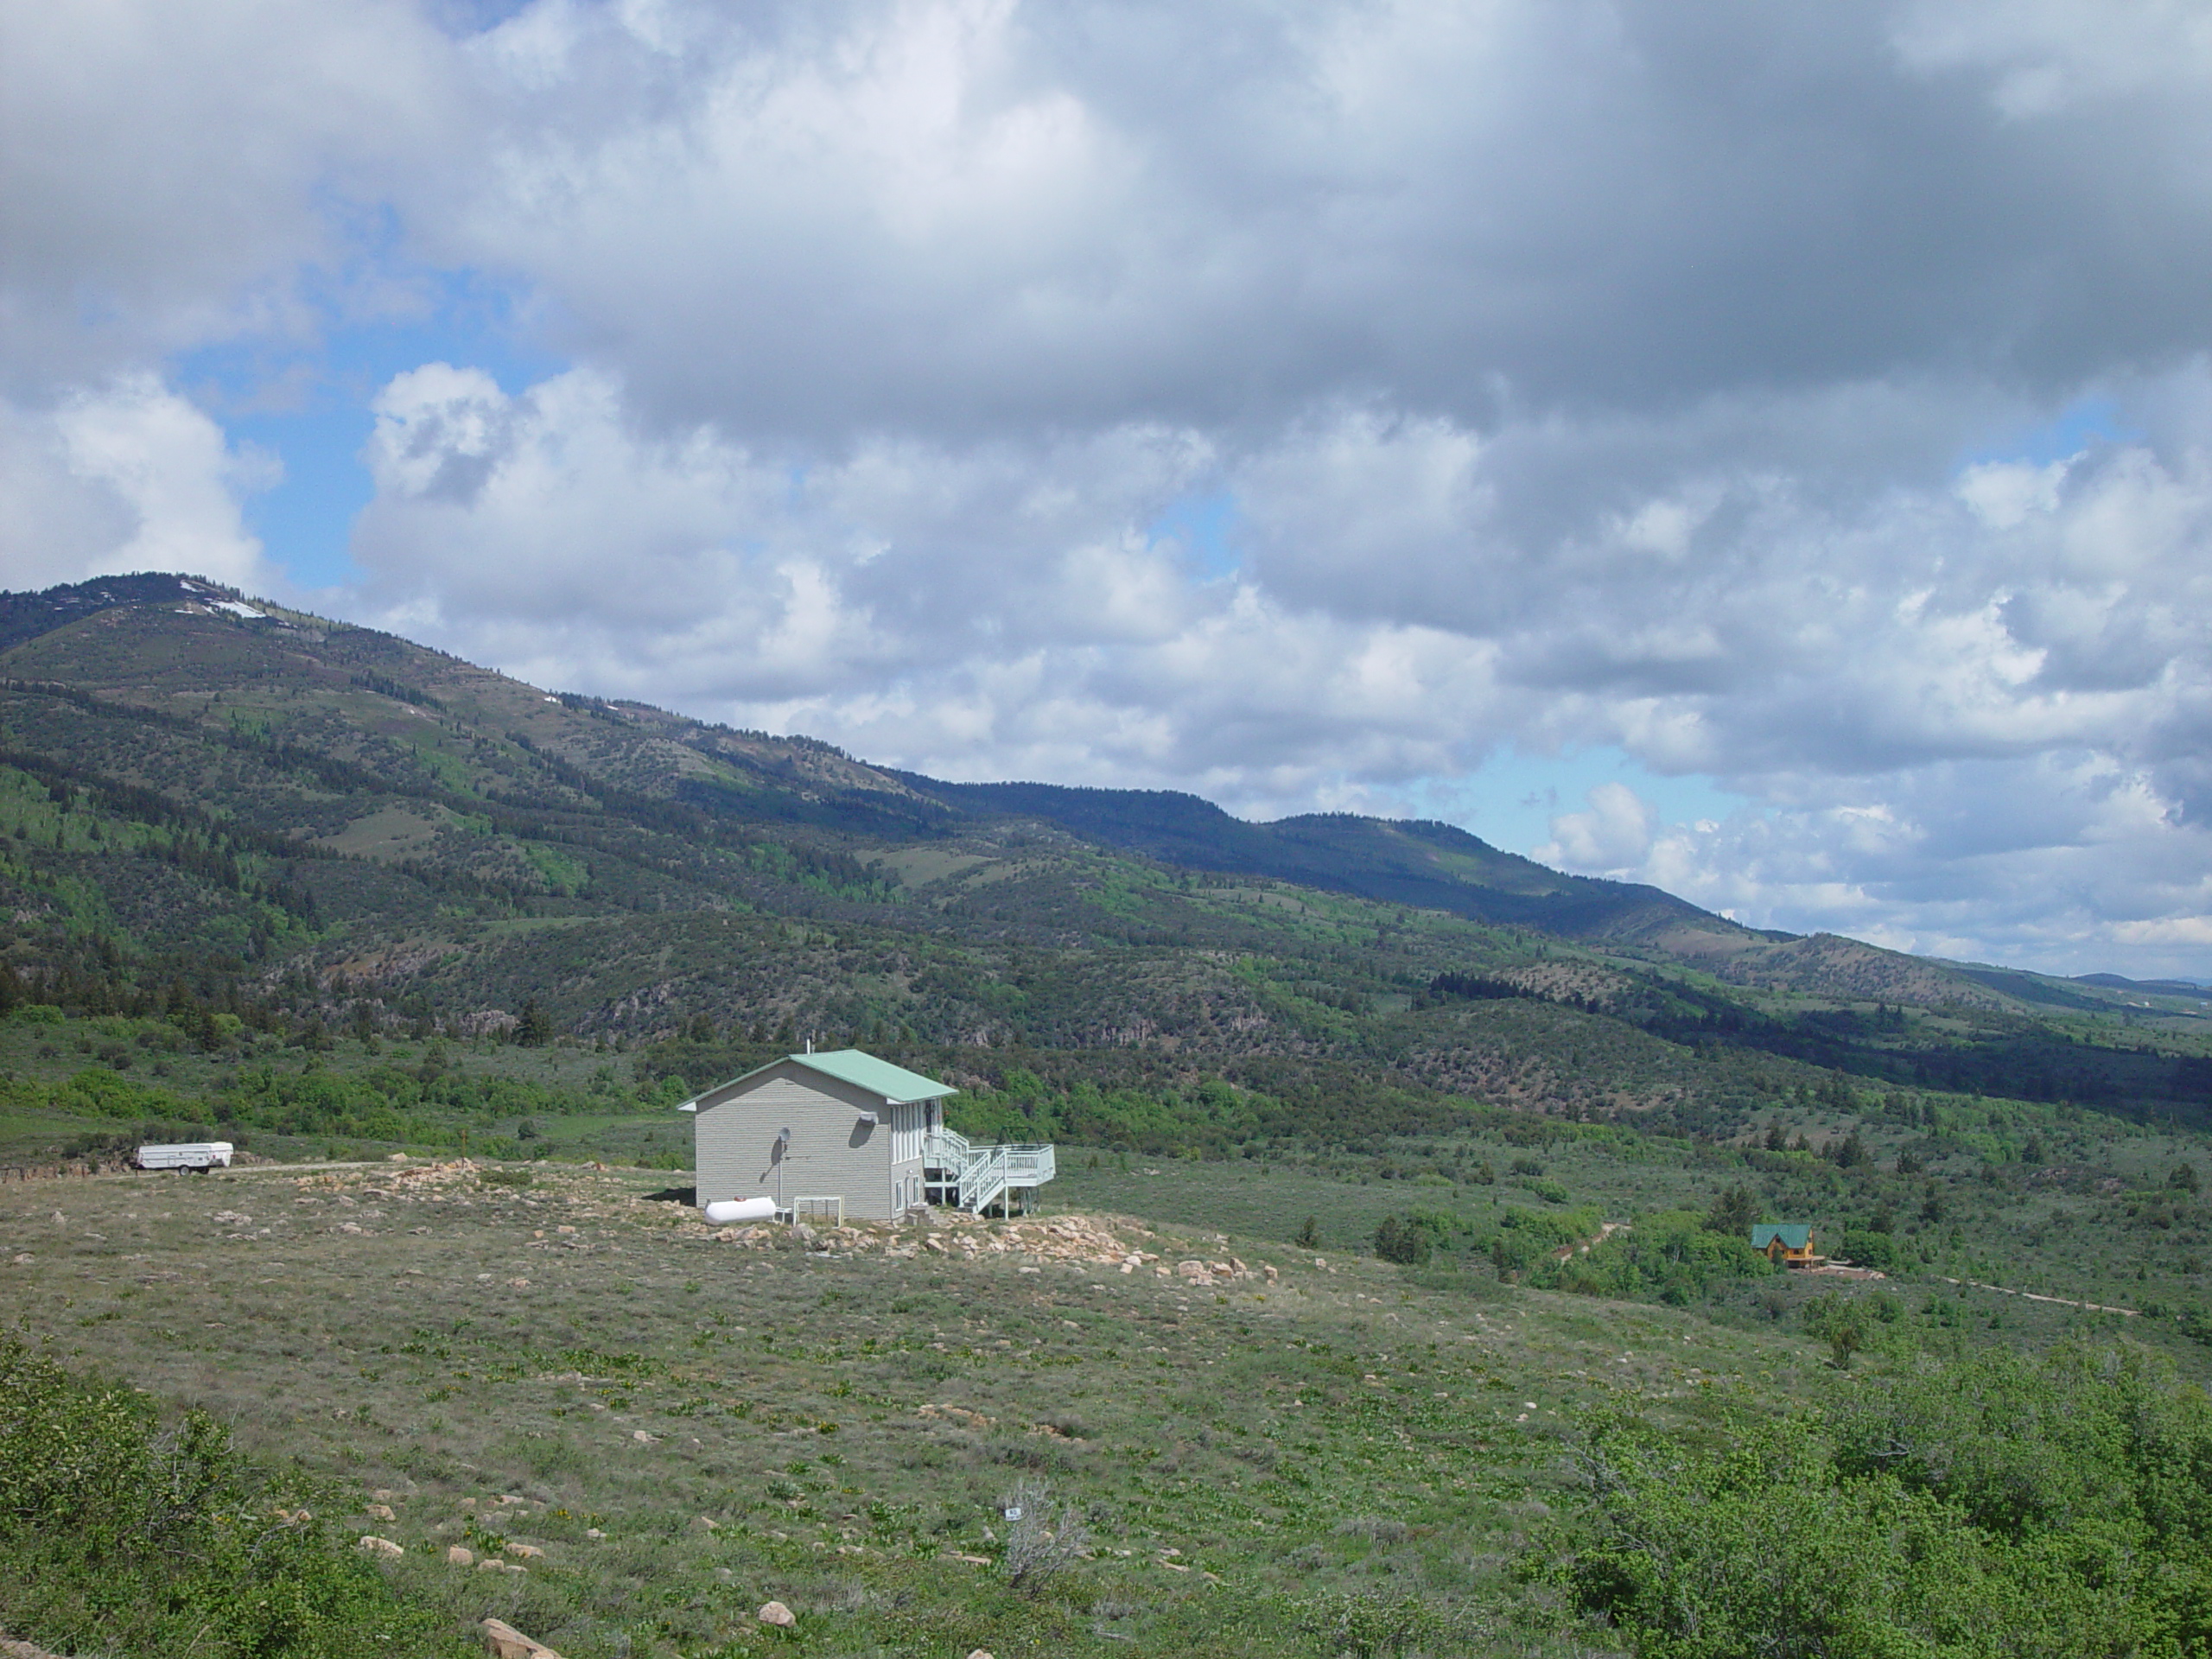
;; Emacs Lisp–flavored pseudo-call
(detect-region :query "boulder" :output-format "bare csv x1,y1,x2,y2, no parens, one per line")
446,1545,474,1566
757,1601,797,1627
480,1618,565,1659
357,1535,404,1559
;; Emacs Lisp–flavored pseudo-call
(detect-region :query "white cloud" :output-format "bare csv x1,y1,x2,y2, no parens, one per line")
328,346,2212,975
347,362,1512,800
13,0,2212,972
1956,456,2069,529
1538,781,1656,875
0,377,275,590
0,0,458,385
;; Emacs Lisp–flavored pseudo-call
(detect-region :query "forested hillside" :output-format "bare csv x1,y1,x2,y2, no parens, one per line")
1,572,2209,1151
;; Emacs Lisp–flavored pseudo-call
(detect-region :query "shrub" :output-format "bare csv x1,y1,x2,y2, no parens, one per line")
1531,1210,1770,1304
1292,1592,1451,1658
1702,1184,1758,1235
1535,1347,2212,1656
1372,1214,1431,1266
0,1335,454,1657
998,1478,1088,1591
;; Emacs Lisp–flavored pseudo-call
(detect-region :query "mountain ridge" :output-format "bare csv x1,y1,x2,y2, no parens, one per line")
0,570,1757,949
0,570,2204,1134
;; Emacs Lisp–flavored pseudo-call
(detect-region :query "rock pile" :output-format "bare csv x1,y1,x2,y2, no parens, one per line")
691,1209,1277,1285
295,1158,485,1196
1166,1254,1275,1287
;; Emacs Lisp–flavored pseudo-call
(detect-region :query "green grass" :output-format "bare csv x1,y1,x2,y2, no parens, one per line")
6,1097,2211,1656
1,1155,1863,1657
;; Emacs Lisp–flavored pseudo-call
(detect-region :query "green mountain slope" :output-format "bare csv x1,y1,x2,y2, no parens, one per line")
1,571,2208,1136
901,776,1739,944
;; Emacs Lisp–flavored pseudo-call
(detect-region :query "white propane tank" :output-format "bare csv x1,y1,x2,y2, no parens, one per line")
703,1197,779,1224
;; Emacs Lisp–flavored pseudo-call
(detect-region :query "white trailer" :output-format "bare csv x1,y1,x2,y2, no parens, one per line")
137,1141,233,1172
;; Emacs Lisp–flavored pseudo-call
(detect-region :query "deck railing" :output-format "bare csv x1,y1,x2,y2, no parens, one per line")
924,1130,1056,1214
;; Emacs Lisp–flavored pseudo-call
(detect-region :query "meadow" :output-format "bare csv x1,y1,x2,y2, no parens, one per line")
9,999,2212,1655
1,1147,1866,1659
5,1121,2202,1657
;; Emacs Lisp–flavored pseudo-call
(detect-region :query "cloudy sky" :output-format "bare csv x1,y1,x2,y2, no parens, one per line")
7,0,2212,977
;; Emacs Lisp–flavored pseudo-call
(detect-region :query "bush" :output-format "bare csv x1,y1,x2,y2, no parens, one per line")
1534,1346,2212,1656
1531,1210,1770,1303
1701,1184,1757,1235
1291,1592,1478,1658
1373,1214,1431,1265
0,1335,456,1657
1485,1205,1605,1277
998,1478,1088,1591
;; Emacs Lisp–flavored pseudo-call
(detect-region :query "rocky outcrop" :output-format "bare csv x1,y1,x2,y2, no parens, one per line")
481,1618,564,1659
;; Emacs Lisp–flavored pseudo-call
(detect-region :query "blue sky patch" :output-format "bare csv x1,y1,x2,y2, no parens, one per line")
1407,746,1746,861
1964,396,2138,471
180,269,559,589
1149,490,1240,578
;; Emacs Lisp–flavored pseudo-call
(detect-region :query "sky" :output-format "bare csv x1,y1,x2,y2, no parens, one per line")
7,1,2212,979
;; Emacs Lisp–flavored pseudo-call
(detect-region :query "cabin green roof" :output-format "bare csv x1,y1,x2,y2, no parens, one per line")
1751,1223,1814,1250
785,1049,957,1102
681,1048,957,1111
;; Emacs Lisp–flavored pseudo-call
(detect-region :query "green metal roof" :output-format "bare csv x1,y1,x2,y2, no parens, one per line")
683,1049,957,1111
1751,1223,1814,1249
787,1049,957,1102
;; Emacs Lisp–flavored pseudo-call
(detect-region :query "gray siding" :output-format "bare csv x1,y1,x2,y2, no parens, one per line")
692,1060,922,1223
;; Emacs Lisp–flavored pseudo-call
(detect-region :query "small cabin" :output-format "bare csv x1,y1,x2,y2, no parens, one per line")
1751,1222,1818,1268
680,1048,1055,1224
